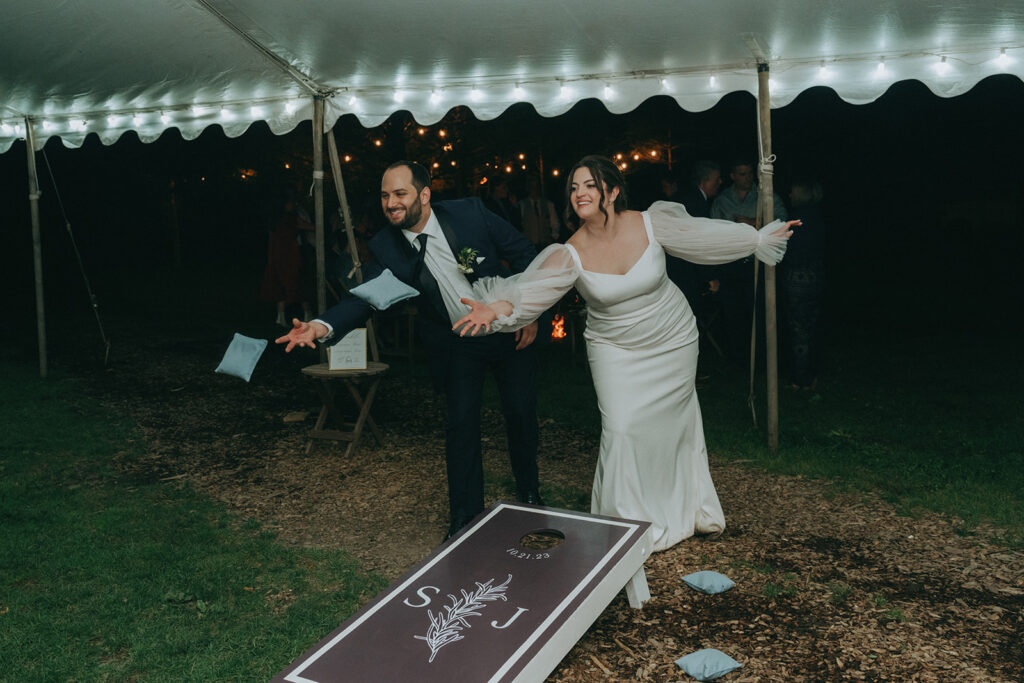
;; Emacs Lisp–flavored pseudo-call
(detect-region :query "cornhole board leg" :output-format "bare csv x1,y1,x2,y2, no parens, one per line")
273,503,653,683
625,568,651,609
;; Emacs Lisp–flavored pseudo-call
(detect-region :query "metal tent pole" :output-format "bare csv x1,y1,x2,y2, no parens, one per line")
25,118,47,378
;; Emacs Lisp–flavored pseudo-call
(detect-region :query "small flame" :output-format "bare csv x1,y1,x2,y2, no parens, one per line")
551,314,567,340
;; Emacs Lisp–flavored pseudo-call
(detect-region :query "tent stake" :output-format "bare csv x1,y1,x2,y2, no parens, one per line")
756,64,780,453
25,118,47,378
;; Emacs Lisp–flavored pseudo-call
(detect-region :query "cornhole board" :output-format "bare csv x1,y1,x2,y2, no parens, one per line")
273,502,653,683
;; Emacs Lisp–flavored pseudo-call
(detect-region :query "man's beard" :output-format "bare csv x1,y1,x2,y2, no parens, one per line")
388,200,422,230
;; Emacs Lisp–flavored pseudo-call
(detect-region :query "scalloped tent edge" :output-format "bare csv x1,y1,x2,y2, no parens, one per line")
2,0,1021,153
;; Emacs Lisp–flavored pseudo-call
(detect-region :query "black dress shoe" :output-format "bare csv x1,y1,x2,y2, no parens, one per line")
517,489,544,506
444,516,473,541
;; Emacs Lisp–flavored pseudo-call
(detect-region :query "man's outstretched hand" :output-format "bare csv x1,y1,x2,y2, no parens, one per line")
275,319,328,352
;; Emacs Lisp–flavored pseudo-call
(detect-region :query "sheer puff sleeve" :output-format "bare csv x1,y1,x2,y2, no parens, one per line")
648,200,790,266
470,244,579,333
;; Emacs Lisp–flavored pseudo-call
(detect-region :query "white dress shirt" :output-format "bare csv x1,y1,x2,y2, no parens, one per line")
402,211,476,325
315,210,476,340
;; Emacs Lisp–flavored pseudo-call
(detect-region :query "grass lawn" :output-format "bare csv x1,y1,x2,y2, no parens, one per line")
0,360,386,681
2,312,1021,679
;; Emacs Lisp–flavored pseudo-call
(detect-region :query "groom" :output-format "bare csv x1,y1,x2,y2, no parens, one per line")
277,161,546,539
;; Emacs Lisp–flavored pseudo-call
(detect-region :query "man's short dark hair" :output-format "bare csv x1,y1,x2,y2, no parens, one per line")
386,160,432,192
729,160,754,174
691,160,720,184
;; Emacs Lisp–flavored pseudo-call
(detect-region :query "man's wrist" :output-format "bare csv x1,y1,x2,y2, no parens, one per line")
311,319,332,341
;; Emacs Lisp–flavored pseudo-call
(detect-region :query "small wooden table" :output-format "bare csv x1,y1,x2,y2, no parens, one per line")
301,362,389,456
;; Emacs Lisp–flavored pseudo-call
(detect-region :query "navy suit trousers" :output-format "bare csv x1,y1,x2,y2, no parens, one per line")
441,331,539,521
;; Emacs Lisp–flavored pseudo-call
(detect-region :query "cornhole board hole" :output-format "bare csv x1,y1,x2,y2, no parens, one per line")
273,502,653,683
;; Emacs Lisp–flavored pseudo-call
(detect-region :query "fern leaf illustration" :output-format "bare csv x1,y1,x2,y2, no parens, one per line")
415,574,513,663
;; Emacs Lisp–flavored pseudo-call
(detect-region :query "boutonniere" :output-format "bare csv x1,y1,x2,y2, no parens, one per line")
456,246,480,274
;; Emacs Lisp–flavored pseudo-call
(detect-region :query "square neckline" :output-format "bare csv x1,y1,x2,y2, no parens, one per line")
565,211,654,276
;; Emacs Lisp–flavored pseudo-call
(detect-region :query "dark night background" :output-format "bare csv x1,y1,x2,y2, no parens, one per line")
1,74,1022,362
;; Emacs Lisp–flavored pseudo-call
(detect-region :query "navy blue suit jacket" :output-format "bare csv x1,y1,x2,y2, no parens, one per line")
319,197,542,351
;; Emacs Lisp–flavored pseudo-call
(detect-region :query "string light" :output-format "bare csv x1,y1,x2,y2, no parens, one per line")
42,120,54,131
418,128,426,135
374,139,382,146
650,150,658,158
133,114,143,126
552,169,559,177
285,100,298,114
348,95,358,106
505,165,512,173
936,55,950,75
343,155,351,162
615,153,623,160
619,162,627,170
250,106,263,117
438,129,447,137
709,74,717,87
1,122,12,134
513,83,525,99
160,112,170,124
430,90,442,105
470,88,483,102
996,48,1010,68
518,153,525,160
432,162,439,168
603,84,614,99
521,164,526,170
107,115,119,127
633,153,640,161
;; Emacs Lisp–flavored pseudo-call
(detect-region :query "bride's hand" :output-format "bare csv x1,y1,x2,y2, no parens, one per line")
453,298,499,337
773,219,802,238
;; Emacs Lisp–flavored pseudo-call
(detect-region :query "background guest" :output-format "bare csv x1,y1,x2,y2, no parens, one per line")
781,177,826,390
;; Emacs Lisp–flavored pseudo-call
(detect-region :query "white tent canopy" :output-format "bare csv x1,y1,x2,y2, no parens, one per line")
3,0,1022,153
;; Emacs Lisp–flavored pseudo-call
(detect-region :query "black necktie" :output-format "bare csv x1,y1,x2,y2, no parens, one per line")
412,233,447,322
414,233,429,280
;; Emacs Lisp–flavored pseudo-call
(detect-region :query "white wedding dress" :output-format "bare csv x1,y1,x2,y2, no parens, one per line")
474,201,789,551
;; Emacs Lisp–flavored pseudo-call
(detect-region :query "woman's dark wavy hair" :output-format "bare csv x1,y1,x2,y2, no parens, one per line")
564,155,629,229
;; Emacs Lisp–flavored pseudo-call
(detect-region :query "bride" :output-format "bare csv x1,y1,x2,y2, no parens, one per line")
455,155,798,551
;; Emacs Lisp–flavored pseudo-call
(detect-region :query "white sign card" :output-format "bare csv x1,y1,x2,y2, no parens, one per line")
328,328,367,370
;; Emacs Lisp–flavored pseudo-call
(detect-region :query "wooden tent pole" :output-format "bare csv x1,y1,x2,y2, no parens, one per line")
326,128,380,361
312,96,327,318
756,63,780,453
25,118,47,378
